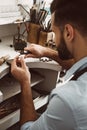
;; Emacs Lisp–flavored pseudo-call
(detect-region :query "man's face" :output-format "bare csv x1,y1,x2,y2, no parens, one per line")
51,13,73,60
57,34,73,60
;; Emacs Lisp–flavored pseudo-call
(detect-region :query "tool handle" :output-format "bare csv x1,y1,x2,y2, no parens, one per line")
0,55,10,65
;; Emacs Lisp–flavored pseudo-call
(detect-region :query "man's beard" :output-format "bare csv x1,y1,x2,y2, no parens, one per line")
57,35,73,60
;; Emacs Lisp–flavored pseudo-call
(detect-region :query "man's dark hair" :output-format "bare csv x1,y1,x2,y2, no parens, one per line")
50,0,87,36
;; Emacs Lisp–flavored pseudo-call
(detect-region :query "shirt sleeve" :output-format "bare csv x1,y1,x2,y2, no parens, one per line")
21,94,75,130
21,121,34,130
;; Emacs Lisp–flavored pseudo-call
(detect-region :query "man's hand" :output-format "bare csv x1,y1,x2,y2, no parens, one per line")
11,56,31,84
24,44,47,58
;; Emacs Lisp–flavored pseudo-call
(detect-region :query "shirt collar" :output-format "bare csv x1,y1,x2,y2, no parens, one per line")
64,56,87,81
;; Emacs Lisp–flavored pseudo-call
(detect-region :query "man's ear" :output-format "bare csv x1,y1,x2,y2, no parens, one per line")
63,24,74,42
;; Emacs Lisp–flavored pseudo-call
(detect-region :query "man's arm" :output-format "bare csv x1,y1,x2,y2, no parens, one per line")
11,57,37,126
20,80,37,125
24,44,74,70
43,47,74,69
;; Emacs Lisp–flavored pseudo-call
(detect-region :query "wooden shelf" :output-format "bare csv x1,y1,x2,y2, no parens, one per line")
0,71,44,102
0,95,48,130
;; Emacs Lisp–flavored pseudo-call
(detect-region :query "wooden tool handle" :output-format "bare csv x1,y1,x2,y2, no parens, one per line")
0,55,10,65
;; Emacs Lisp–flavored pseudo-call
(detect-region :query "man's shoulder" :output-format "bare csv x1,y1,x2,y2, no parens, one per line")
52,81,76,99
51,79,87,110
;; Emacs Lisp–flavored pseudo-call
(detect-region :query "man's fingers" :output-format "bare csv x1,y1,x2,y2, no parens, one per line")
19,56,27,69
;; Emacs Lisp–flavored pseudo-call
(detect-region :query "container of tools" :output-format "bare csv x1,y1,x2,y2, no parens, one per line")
38,18,52,46
27,22,41,44
27,2,49,45
38,31,53,46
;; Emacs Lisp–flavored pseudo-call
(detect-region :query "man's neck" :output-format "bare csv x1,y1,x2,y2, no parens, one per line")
72,35,87,62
